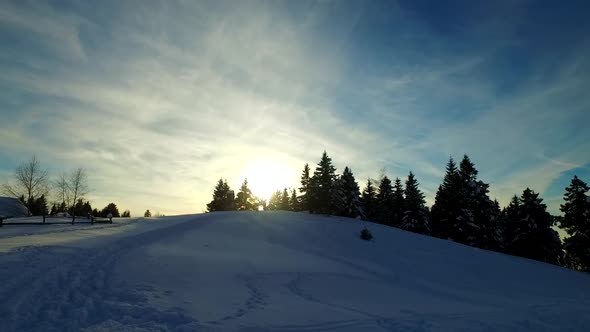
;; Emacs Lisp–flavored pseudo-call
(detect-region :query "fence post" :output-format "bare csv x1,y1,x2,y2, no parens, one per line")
43,215,46,224
91,216,94,225
72,215,75,225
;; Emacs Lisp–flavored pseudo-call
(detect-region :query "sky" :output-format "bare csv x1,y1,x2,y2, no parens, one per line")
0,0,589,216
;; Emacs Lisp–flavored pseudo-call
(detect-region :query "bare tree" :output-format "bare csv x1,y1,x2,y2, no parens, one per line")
2,155,49,215
54,172,70,209
68,167,89,222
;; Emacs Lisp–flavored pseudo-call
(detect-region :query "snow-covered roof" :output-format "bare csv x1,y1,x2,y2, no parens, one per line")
0,197,28,218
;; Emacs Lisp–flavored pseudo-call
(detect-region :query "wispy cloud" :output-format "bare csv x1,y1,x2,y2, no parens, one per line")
0,0,589,214
0,1,87,60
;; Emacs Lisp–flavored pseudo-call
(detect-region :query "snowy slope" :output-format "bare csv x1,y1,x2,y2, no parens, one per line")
0,211,589,332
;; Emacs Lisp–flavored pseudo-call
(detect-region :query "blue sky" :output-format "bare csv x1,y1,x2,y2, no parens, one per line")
1,0,589,215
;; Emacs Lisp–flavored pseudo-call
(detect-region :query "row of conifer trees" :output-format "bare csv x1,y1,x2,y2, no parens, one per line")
206,151,590,272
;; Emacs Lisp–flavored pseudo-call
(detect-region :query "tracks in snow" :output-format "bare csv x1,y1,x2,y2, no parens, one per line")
0,218,204,332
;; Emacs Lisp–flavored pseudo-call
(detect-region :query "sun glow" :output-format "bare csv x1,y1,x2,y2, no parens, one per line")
240,159,296,201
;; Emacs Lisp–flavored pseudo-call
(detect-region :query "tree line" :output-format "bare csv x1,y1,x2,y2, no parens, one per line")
1,156,132,220
207,151,590,272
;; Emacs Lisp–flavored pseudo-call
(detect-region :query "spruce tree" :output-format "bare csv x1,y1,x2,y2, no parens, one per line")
82,201,93,217
207,179,236,212
73,199,84,216
144,209,152,217
236,179,255,211
375,176,394,225
30,194,48,216
309,151,337,214
299,163,311,211
101,203,120,217
400,172,430,234
280,188,290,210
507,188,562,264
290,189,298,211
500,195,521,252
431,157,462,239
332,167,363,218
222,180,236,211
361,179,377,221
559,176,590,271
268,190,282,210
391,177,405,227
448,155,499,249
58,201,67,213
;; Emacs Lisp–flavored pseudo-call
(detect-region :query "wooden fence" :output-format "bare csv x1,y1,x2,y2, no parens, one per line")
0,215,112,227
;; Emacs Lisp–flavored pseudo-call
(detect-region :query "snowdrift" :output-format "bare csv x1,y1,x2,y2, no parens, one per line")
0,211,589,331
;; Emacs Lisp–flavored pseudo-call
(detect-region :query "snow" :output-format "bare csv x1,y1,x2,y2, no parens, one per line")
1,211,590,331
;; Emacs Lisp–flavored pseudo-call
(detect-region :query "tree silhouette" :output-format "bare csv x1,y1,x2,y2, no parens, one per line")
361,179,377,221
299,163,311,211
309,151,337,214
506,188,562,264
400,172,430,234
207,179,236,212
333,166,363,218
236,179,256,211
2,155,49,216
559,176,590,271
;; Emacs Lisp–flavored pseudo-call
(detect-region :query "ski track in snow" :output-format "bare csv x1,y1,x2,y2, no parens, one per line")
0,219,203,332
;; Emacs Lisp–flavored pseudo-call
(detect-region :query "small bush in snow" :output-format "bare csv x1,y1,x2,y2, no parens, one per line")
360,227,373,241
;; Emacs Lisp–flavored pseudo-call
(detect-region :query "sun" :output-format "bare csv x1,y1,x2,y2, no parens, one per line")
240,159,296,201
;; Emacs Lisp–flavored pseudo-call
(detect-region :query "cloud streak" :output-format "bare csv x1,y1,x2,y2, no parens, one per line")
0,0,589,215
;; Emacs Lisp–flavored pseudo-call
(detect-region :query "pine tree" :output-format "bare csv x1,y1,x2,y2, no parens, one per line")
559,176,590,271
58,201,67,213
268,190,282,210
447,155,499,249
309,151,337,214
50,203,57,216
101,203,120,217
391,177,405,227
280,188,290,210
236,179,256,211
500,195,521,252
144,209,152,217
290,189,298,211
122,210,131,218
82,201,93,217
361,179,377,221
299,163,311,211
400,172,430,234
507,188,562,264
222,180,236,211
207,179,236,212
29,194,48,216
332,167,363,218
73,199,85,216
431,157,462,239
375,176,394,225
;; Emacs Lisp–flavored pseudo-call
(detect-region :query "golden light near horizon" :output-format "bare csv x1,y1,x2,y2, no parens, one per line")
240,159,296,201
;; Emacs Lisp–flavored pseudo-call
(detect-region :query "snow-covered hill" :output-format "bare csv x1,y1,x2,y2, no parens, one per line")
0,211,589,332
